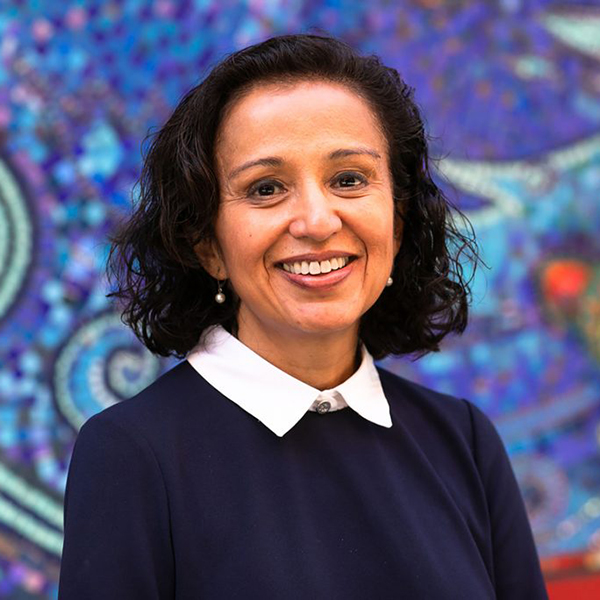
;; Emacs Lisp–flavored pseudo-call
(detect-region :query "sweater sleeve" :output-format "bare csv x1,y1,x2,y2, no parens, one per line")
58,412,174,600
466,400,548,600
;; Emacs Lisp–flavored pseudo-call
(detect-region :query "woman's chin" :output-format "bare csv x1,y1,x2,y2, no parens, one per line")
284,313,360,338
237,299,364,341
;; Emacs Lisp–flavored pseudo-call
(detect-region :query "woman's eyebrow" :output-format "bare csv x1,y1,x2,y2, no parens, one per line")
328,147,382,161
228,157,282,180
228,147,382,180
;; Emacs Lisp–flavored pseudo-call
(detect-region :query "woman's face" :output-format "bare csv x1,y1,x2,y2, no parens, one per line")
198,80,402,344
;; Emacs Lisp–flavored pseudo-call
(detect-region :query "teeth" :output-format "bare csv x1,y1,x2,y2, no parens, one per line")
281,256,349,275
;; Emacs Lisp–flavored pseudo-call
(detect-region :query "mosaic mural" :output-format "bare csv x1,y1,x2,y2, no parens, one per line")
0,0,599,597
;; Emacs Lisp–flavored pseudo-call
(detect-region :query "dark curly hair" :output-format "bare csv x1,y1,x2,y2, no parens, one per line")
106,32,479,360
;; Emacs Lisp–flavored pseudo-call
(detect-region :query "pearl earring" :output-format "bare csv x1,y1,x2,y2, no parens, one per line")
214,280,226,304
386,276,393,287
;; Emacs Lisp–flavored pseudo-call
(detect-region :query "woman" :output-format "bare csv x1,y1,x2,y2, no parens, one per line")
58,34,548,599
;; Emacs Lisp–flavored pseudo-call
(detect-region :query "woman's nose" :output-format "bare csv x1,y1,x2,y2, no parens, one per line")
288,186,342,241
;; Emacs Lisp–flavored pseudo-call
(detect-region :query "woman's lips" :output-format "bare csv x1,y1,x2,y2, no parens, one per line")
278,259,355,289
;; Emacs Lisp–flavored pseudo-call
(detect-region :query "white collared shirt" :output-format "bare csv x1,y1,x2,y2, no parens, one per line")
186,325,393,437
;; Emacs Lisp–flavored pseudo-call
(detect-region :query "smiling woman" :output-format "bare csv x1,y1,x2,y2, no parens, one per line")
194,80,400,385
58,34,548,599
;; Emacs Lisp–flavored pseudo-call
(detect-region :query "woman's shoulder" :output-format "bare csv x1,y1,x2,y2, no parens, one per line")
376,365,469,417
376,365,507,460
79,360,219,446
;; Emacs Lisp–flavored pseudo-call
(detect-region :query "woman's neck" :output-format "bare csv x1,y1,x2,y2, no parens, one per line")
235,317,360,391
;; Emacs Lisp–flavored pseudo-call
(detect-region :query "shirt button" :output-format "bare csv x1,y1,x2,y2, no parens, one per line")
316,401,331,414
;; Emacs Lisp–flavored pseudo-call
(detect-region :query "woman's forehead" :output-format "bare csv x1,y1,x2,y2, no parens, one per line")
215,80,388,168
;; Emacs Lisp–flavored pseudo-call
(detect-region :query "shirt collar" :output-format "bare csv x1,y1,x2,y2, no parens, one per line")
186,325,392,437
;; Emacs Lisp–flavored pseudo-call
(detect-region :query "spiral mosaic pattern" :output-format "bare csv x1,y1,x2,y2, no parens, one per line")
0,158,33,323
54,313,162,430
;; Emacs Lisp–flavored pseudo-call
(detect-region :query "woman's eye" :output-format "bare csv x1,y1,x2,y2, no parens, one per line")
334,172,366,188
248,180,284,197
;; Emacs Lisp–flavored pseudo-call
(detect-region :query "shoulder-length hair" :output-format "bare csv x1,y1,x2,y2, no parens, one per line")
106,33,479,360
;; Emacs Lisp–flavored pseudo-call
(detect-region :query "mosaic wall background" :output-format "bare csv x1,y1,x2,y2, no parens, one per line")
0,0,599,597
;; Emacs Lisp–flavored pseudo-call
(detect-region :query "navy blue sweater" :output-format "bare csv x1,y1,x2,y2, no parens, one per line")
58,361,548,599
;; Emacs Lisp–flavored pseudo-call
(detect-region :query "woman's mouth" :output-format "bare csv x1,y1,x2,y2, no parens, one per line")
276,256,357,289
279,256,355,276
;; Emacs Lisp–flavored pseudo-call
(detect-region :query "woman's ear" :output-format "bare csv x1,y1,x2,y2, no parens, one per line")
193,238,228,280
